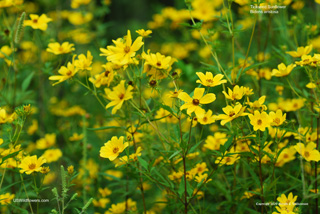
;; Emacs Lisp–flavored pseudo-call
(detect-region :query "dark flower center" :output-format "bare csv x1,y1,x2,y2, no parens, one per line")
119,94,125,99
124,46,130,53
257,119,262,125
104,71,110,77
193,99,200,105
113,147,119,154
28,163,36,170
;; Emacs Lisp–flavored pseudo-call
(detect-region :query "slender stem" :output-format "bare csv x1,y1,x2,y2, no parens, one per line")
20,174,34,214
183,156,188,214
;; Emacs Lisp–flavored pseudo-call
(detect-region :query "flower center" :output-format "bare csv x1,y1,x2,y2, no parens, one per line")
206,79,213,83
119,94,125,100
283,154,289,159
229,111,235,117
33,19,38,23
202,117,207,122
304,151,310,158
104,71,110,77
257,119,263,125
193,99,200,105
124,46,130,53
274,118,280,124
59,47,64,52
113,147,119,154
28,163,36,170
156,61,161,67
66,70,72,76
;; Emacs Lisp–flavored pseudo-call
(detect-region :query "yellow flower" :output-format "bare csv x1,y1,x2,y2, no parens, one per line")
99,187,112,197
275,192,297,212
100,30,143,65
46,42,75,55
195,173,212,183
0,108,14,124
214,103,248,125
271,63,296,77
104,170,123,180
115,147,142,167
306,82,317,89
100,136,129,161
168,171,184,181
92,198,110,209
275,147,296,167
40,166,50,174
198,110,215,125
19,155,46,174
89,63,115,88
41,149,62,163
294,142,320,162
24,14,52,31
27,119,38,135
286,44,313,57
36,133,56,149
222,85,245,100
178,88,216,117
0,193,15,205
74,51,93,71
269,109,286,126
49,61,78,86
248,111,272,131
104,80,133,114
68,12,93,25
0,45,13,58
203,132,228,151
215,150,240,166
196,72,227,87
136,29,152,37
69,133,84,141
71,0,91,8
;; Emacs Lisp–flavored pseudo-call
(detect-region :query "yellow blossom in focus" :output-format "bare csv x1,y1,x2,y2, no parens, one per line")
46,42,75,55
196,72,227,87
222,85,245,100
74,51,93,71
100,30,143,65
100,136,129,161
19,155,46,174
178,88,216,117
49,61,78,86
24,14,52,31
198,110,215,125
214,103,248,126
248,111,272,131
269,109,286,126
104,80,133,114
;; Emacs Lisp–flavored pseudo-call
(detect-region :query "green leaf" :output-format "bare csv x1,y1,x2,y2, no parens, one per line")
241,160,260,186
169,150,182,160
22,72,34,91
189,140,203,153
138,157,149,171
178,176,185,197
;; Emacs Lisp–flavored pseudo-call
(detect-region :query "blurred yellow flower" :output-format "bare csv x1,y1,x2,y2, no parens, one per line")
41,149,62,163
136,29,152,37
286,45,313,57
0,193,15,205
269,109,286,126
71,0,90,8
271,63,296,77
222,85,245,100
74,51,93,71
0,45,13,58
294,142,320,162
46,42,75,55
